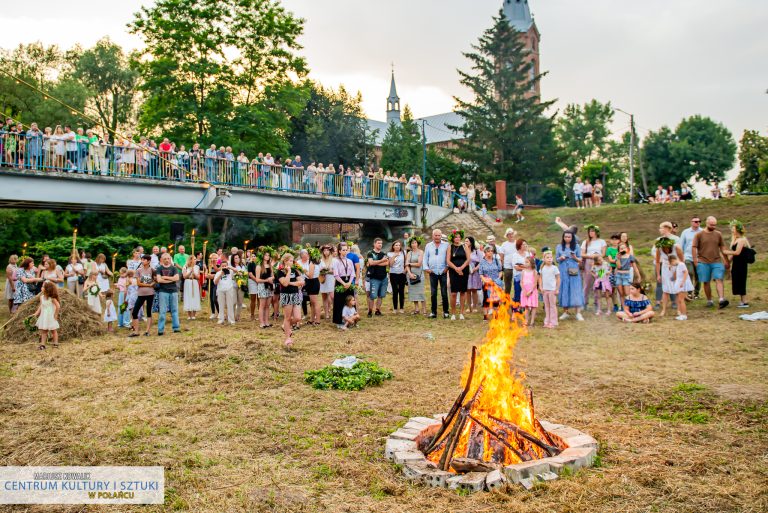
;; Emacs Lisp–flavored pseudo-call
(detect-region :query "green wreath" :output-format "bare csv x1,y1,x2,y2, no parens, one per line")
407,235,426,248
254,246,276,264
584,224,601,236
729,219,745,234
448,229,465,242
654,237,676,250
87,284,101,297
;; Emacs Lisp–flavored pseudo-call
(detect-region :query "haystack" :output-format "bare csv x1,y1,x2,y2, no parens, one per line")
2,289,104,343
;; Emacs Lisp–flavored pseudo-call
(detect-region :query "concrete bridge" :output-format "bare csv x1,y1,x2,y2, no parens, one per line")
0,169,452,234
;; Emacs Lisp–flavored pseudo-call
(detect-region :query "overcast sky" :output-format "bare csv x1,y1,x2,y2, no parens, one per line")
6,0,768,159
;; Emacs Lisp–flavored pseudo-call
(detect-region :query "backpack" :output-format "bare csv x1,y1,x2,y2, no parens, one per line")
742,246,756,265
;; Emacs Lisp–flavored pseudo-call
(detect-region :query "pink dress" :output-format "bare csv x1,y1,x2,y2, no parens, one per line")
519,270,539,308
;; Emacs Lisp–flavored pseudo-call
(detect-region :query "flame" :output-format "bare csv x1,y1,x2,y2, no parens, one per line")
427,279,554,469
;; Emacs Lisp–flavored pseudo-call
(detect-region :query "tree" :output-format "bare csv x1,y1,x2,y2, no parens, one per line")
555,99,614,178
72,38,139,142
130,0,306,152
642,126,684,189
674,115,736,185
289,82,375,166
449,10,562,185
380,106,422,174
736,130,768,192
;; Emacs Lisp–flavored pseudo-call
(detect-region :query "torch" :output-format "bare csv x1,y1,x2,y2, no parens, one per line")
22,242,27,257
191,229,196,256
72,228,78,256
243,240,250,254
111,252,117,279
203,240,209,299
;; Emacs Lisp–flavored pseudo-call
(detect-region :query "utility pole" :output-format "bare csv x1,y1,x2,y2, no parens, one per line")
420,119,428,227
363,122,368,171
629,114,635,203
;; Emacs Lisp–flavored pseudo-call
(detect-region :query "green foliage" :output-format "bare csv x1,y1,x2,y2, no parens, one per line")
736,130,768,192
289,81,374,166
450,10,562,185
555,99,614,177
539,184,566,207
72,38,139,142
130,0,307,155
304,361,394,391
32,235,163,264
380,106,422,174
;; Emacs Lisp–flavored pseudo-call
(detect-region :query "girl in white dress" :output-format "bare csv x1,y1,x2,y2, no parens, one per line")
182,256,201,319
34,282,60,349
317,245,336,320
103,290,118,331
667,253,693,321
94,254,112,296
83,272,102,314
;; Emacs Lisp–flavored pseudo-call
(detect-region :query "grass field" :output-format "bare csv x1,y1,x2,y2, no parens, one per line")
1,197,766,512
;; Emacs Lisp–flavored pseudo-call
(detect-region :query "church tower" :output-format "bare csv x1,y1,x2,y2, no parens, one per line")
386,71,401,126
503,0,541,98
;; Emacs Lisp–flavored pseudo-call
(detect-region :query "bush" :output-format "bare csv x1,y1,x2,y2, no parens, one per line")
539,184,566,207
304,361,394,391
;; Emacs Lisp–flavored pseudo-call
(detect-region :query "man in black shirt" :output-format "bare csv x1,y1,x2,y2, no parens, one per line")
366,238,389,317
155,253,181,335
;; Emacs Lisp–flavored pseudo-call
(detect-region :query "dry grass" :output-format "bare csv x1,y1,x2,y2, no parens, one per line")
1,198,767,512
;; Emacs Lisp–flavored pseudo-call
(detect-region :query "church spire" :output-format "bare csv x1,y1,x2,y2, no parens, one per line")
503,0,534,32
386,67,401,125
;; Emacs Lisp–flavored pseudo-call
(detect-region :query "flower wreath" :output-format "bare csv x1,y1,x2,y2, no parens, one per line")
24,315,38,333
449,229,466,242
254,246,276,264
654,237,676,250
729,219,745,234
407,235,426,248
584,224,601,236
87,284,101,297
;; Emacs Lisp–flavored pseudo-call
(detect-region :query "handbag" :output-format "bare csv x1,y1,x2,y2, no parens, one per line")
567,267,579,277
408,274,421,286
77,275,86,285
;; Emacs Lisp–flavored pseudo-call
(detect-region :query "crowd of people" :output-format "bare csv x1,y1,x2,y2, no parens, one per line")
0,117,496,210
6,209,754,349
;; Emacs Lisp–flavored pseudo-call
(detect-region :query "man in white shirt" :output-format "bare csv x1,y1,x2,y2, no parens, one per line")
423,229,450,318
679,216,703,299
498,228,518,295
573,178,584,209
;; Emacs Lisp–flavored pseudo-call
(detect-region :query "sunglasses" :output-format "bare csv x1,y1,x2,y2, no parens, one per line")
692,220,701,223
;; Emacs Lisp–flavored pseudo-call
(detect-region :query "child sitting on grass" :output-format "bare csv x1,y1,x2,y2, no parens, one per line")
341,295,360,330
34,282,60,350
616,283,655,323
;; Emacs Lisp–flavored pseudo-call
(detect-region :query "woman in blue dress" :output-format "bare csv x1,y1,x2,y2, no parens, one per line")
556,231,585,321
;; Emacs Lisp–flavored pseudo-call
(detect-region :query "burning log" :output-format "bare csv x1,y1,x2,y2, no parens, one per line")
425,346,477,455
488,415,561,457
467,414,528,462
466,422,485,460
438,410,469,471
450,458,500,474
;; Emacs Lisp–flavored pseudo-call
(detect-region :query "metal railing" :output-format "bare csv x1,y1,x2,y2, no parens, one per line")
0,131,450,207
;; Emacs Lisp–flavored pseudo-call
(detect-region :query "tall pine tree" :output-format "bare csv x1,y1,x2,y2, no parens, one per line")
380,105,422,174
450,10,561,185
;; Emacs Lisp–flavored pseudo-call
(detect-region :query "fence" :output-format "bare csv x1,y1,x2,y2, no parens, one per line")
0,131,450,207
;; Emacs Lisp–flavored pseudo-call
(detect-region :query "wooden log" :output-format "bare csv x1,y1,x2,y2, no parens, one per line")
467,414,527,463
490,429,507,463
488,415,561,457
450,458,500,474
425,346,477,455
439,411,468,471
466,421,485,460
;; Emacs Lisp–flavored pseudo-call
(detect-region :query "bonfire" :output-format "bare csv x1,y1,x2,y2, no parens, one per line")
421,280,565,471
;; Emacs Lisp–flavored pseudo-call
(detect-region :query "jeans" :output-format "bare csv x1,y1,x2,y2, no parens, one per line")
429,272,449,315
685,260,700,296
157,291,180,333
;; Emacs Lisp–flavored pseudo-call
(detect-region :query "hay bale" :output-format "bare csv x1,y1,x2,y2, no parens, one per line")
2,289,105,343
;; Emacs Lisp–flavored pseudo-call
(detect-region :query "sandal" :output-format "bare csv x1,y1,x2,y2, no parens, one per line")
284,337,294,349
38,344,46,350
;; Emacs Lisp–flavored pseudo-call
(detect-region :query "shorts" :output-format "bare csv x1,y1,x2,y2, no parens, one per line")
369,277,388,299
574,193,584,201
696,262,724,283
583,192,593,199
615,273,632,286
280,292,302,306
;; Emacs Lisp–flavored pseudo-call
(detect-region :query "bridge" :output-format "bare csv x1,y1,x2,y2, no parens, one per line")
0,168,452,232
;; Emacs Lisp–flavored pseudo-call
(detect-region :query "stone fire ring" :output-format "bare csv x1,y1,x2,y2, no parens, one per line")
385,414,599,493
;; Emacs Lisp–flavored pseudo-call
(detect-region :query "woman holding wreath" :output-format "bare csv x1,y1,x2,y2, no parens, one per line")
332,243,355,327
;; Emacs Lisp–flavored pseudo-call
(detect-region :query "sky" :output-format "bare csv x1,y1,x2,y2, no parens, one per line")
5,0,768,180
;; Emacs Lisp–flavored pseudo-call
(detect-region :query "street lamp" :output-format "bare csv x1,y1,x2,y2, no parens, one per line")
615,108,636,203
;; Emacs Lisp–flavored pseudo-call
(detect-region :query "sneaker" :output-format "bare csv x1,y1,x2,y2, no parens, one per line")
459,314,465,320
209,314,217,319
217,320,224,325
173,329,181,333
737,303,750,308
451,315,456,321
706,300,714,307
229,321,236,326
595,311,602,316
443,313,450,319
157,332,164,336
428,313,437,318
559,313,570,321
367,310,373,318
613,305,619,313
718,299,729,309
675,315,688,321
375,310,382,316
575,313,585,321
